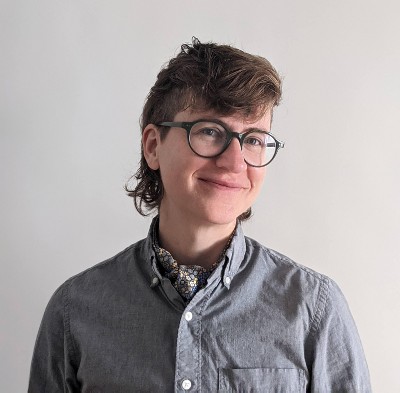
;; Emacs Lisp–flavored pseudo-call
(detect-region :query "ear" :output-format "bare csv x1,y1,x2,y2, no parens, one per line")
142,124,161,170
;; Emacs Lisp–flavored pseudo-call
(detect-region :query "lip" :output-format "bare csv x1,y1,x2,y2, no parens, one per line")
198,177,247,190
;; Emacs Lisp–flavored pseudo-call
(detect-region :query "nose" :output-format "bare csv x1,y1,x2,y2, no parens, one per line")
214,138,246,173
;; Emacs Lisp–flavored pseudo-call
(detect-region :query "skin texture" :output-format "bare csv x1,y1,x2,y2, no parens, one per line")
142,108,272,268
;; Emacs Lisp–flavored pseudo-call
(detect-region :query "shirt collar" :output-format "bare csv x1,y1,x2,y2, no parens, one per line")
146,216,246,289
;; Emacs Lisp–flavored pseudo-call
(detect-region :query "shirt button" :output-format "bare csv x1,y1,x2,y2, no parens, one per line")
224,276,231,285
184,311,193,321
182,379,192,390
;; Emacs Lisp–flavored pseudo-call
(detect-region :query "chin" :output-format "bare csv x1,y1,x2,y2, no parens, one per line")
197,206,244,227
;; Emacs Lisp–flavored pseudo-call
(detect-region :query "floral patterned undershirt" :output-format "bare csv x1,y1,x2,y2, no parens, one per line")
152,219,236,302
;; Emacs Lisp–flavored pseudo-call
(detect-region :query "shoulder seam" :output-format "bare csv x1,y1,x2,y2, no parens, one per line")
63,279,79,367
309,276,331,336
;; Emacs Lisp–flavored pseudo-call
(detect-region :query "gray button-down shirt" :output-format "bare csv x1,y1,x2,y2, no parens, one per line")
29,218,371,392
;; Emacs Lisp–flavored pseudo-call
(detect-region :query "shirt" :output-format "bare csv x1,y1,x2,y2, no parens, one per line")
28,218,372,392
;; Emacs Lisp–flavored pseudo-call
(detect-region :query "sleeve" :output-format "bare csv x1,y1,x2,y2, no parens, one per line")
28,281,80,393
309,278,372,392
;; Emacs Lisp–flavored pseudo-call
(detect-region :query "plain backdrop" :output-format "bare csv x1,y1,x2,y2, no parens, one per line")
1,0,399,391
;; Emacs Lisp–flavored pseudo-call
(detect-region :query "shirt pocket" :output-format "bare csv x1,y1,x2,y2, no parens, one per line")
218,367,305,393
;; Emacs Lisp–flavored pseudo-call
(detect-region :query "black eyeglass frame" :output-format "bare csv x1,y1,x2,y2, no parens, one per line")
157,120,285,167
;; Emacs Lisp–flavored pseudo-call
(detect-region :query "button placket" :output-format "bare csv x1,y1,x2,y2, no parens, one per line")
175,306,201,392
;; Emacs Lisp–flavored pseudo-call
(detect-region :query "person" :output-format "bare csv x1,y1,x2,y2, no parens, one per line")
28,38,371,392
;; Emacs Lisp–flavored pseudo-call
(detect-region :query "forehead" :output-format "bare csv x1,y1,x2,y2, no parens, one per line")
173,107,272,130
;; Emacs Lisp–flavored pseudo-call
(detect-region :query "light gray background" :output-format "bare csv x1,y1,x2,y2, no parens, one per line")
1,1,399,391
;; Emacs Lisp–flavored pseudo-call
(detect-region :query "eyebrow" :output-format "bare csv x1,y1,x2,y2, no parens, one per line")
192,118,271,133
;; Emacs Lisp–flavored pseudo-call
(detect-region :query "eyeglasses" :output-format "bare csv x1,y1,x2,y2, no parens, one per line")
157,120,285,167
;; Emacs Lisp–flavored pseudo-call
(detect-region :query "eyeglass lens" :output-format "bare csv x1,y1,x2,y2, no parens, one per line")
188,121,277,167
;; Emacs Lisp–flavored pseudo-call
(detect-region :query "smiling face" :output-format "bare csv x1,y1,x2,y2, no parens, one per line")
143,108,272,228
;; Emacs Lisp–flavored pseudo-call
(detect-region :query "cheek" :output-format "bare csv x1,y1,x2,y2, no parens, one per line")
249,168,266,190
158,154,189,188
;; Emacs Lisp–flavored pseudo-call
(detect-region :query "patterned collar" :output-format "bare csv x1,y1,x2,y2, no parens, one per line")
152,218,236,302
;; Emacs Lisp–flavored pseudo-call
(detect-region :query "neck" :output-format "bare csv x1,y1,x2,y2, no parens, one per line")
157,209,236,270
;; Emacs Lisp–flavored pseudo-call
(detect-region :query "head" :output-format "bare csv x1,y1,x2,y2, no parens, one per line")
125,37,282,221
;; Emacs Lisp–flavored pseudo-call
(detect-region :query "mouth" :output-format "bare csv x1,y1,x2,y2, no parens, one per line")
198,178,246,191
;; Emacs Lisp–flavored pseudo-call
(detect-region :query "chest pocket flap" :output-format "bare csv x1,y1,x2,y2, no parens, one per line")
218,367,305,392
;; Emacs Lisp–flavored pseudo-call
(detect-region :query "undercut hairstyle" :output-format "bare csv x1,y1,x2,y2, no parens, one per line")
125,37,282,221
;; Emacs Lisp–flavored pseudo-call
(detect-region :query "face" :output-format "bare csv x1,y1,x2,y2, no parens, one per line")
144,108,271,227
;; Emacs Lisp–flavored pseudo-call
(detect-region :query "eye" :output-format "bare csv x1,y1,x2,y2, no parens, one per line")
245,137,261,146
191,122,226,140
244,133,266,147
200,127,220,137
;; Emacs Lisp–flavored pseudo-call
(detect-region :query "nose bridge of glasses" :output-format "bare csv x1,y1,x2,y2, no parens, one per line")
228,131,245,149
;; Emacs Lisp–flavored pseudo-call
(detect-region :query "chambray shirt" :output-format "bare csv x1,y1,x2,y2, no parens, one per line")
29,218,371,392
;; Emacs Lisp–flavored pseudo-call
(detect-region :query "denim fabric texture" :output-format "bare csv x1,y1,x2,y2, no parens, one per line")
29,218,371,392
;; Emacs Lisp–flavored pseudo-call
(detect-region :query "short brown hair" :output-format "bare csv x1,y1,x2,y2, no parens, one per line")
125,38,282,220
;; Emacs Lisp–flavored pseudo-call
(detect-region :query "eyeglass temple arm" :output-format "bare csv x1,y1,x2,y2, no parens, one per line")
267,141,285,148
